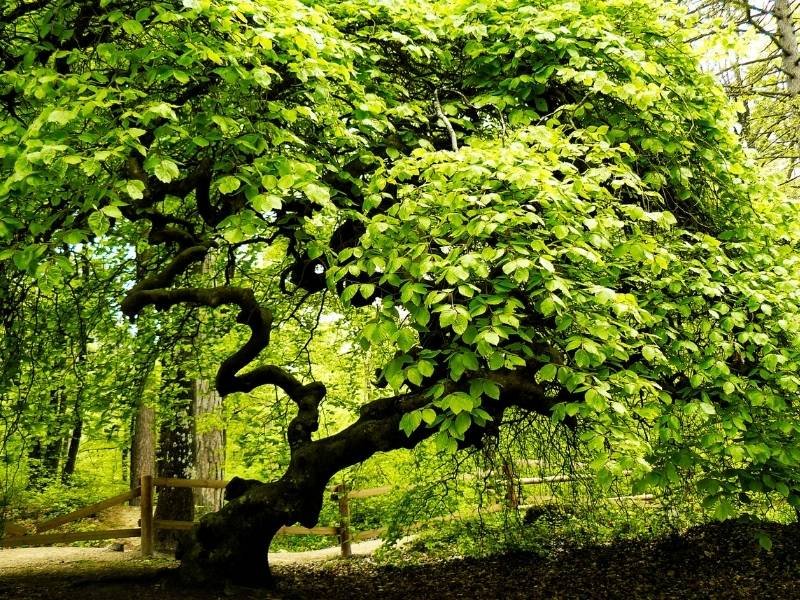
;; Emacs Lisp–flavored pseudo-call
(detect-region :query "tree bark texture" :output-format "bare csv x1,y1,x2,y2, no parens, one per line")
155,366,195,550
774,0,800,95
129,402,155,507
192,378,225,512
60,401,82,483
192,253,226,512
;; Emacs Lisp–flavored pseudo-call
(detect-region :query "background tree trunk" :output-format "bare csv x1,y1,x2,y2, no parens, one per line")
192,378,225,512
121,447,129,482
129,402,155,507
191,252,226,512
27,388,67,490
42,389,66,478
775,0,800,95
129,236,157,504
60,398,82,484
155,366,195,551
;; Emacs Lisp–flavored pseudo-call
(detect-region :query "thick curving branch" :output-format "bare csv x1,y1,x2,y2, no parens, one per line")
122,278,327,450
176,360,572,585
124,246,212,300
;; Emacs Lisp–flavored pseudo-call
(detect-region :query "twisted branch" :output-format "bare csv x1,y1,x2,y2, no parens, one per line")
122,269,326,451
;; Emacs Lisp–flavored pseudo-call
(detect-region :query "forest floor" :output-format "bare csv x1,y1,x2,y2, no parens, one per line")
1,520,800,599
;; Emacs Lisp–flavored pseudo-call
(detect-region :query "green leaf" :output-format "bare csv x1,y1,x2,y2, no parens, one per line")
699,402,716,415
217,176,241,194
62,229,86,245
101,205,123,219
399,411,422,437
134,7,151,21
421,408,437,425
453,412,471,437
483,381,500,400
435,432,458,454
539,257,555,273
397,328,416,353
125,180,145,200
642,345,660,363
537,363,558,382
87,211,110,237
154,159,180,183
122,19,145,35
47,109,77,125
585,388,606,411
540,297,557,316
418,360,435,378
406,367,422,386
304,183,330,204
252,194,282,212
441,392,473,414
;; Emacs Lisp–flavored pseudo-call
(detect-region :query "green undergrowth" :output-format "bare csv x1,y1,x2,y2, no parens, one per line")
373,498,800,565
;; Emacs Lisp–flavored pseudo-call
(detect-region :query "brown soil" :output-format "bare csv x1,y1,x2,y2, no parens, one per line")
1,520,799,599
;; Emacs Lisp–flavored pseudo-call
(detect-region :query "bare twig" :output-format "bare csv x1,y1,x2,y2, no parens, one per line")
434,90,458,151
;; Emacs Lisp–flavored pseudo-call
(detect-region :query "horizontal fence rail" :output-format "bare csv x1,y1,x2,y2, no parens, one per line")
1,470,655,554
153,477,228,489
0,529,141,548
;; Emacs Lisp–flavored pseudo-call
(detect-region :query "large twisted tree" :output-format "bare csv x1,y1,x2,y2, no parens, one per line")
4,0,800,585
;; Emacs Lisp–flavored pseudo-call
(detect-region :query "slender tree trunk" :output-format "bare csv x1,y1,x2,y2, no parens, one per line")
129,238,157,504
774,0,800,95
60,400,82,483
26,441,44,490
62,290,88,484
122,447,129,482
192,379,225,512
27,388,67,490
192,252,226,512
155,366,195,550
129,402,155,507
42,389,66,478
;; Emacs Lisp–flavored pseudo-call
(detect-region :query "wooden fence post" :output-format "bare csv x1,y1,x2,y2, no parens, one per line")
335,483,351,558
502,461,520,508
140,474,154,557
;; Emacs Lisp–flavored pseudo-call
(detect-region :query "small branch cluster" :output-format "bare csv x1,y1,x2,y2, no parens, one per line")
120,163,327,456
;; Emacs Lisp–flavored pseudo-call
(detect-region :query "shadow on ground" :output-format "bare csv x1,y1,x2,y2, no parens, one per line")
1,521,800,599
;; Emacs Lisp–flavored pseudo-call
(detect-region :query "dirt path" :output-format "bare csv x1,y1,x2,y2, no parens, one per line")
0,537,391,574
0,546,135,572
270,538,387,563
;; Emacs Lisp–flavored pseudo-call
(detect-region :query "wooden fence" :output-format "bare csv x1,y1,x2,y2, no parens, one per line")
0,471,653,555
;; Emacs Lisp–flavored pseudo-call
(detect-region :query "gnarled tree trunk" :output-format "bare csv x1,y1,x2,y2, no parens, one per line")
116,158,574,584
120,231,570,583
174,371,560,584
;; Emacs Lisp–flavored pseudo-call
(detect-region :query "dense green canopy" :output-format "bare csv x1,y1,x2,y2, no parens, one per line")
3,0,800,581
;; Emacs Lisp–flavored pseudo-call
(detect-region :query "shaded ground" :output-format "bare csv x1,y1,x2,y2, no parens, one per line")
2,520,800,599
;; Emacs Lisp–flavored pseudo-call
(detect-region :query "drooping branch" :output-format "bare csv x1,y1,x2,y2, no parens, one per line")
122,277,327,449
176,360,574,585
307,363,566,483
125,246,212,299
